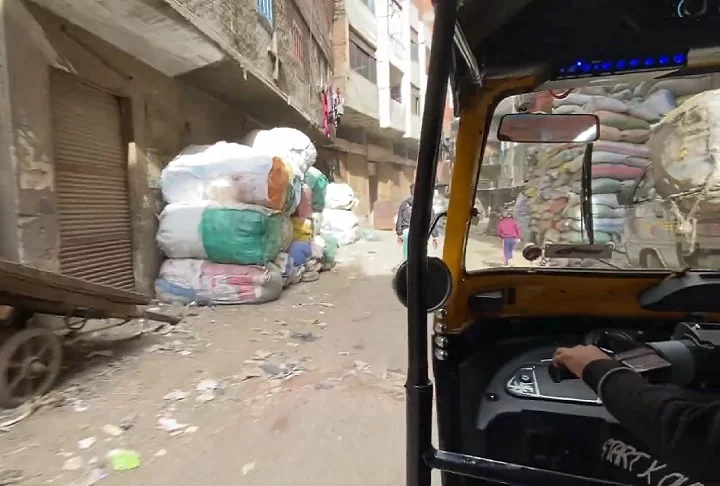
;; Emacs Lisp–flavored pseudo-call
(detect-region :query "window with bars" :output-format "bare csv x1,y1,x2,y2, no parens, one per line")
349,33,377,84
411,85,421,115
257,0,273,26
410,29,419,62
390,86,402,103
292,21,304,60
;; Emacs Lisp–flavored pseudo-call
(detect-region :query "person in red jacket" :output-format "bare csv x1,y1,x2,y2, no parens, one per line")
496,210,521,266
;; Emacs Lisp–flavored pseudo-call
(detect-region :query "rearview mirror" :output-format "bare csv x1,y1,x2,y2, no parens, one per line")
497,113,600,143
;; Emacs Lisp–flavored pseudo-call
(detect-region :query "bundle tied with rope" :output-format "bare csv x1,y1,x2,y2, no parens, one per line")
649,89,720,253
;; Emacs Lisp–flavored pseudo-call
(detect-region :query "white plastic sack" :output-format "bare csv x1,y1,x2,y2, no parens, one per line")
157,201,209,259
321,208,360,246
650,89,720,208
161,141,289,210
553,105,585,115
243,127,317,176
586,96,628,114
311,212,324,236
155,258,204,304
158,258,204,288
645,76,712,98
553,93,592,107
630,89,676,122
325,183,359,210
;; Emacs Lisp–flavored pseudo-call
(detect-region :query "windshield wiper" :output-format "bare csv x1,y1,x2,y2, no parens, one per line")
580,143,595,244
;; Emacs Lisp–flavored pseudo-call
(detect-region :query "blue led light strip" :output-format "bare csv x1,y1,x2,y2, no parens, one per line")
557,53,687,78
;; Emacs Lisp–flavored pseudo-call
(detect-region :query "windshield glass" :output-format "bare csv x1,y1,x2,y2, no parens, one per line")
464,75,720,271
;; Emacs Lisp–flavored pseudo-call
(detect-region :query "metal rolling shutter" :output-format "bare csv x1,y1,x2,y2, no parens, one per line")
50,72,135,290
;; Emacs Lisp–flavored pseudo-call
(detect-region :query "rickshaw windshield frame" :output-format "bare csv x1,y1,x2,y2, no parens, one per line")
405,2,720,486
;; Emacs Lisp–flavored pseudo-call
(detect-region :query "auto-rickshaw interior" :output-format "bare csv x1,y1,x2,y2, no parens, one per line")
401,0,720,485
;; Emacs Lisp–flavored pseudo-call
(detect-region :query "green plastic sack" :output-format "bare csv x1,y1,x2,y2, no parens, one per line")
201,207,284,265
284,177,302,214
305,167,329,212
321,234,339,263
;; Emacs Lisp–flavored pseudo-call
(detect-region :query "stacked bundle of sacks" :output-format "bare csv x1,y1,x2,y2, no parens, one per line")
522,86,676,255
285,165,340,282
649,88,720,242
155,128,337,305
320,183,361,246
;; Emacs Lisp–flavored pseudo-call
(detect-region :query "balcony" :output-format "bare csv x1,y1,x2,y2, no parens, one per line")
344,70,380,121
29,0,225,76
388,36,405,70
390,99,405,133
411,60,422,87
346,0,377,47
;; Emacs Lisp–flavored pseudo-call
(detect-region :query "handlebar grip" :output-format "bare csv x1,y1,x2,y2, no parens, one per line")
548,364,577,383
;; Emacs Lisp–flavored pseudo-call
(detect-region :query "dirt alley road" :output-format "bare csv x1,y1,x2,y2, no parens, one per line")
0,231,505,486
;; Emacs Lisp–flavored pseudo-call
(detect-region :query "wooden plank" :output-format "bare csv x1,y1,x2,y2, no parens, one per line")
0,258,150,307
0,292,139,319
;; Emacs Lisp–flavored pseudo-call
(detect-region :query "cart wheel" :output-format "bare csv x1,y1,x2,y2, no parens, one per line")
0,328,62,409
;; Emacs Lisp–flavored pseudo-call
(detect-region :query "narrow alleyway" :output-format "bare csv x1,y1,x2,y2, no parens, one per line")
0,231,507,486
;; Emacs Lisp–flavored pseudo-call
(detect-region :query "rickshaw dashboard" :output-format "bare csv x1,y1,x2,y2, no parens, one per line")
459,318,686,478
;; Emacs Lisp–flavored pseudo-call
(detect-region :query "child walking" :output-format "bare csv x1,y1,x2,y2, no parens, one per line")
496,210,521,266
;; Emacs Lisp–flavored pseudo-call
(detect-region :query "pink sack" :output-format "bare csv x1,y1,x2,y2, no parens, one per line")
292,184,312,219
592,163,645,181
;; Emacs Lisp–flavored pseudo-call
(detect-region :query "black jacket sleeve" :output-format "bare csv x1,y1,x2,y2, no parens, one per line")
582,359,720,483
395,200,407,236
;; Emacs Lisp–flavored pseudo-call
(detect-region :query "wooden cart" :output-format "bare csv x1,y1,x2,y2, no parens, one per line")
0,259,180,408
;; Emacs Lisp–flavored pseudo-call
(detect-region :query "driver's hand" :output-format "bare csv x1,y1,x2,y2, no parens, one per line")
432,238,438,249
552,345,612,379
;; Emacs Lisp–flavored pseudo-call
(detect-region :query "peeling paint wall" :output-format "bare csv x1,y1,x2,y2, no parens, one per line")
177,0,334,125
3,1,251,293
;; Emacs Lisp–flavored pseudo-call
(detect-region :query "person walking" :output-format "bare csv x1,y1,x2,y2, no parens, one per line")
496,210,521,266
395,184,439,262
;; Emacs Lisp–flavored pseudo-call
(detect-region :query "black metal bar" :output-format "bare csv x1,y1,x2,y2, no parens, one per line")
425,449,630,486
406,0,457,485
433,346,467,486
453,24,483,85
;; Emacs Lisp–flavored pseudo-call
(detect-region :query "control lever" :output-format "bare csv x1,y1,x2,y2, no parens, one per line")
548,363,577,383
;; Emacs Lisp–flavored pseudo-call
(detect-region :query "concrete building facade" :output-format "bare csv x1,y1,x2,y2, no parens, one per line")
328,0,438,230
0,0,334,294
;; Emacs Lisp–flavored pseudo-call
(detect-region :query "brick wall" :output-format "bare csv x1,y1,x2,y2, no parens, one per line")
178,0,334,125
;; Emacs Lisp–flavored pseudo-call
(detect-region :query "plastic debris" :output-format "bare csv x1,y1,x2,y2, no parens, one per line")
78,437,96,450
157,417,187,433
106,449,140,471
63,457,83,471
163,390,189,401
241,462,256,476
87,468,108,485
102,424,123,437
291,331,319,343
120,414,138,430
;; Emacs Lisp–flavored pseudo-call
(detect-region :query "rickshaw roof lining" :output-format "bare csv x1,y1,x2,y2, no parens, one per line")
457,0,720,82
